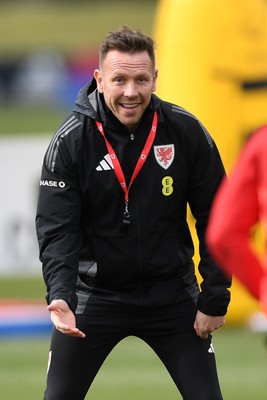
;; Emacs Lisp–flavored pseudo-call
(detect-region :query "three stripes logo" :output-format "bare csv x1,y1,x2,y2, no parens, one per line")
96,154,114,171
45,116,82,172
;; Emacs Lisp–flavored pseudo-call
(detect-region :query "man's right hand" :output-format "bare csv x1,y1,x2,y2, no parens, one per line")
47,299,85,338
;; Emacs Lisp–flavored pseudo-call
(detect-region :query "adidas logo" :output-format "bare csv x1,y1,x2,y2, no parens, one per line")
96,154,114,171
208,342,215,353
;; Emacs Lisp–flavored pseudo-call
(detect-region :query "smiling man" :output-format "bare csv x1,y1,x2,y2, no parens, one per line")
94,49,157,132
36,25,231,400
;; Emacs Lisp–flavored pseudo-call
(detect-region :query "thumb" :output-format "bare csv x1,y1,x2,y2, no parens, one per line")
47,299,69,312
47,303,57,312
193,319,200,336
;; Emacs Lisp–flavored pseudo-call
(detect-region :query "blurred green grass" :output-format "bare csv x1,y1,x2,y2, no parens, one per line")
0,329,266,400
0,0,156,55
0,276,46,300
0,106,69,135
0,277,266,399
0,1,157,135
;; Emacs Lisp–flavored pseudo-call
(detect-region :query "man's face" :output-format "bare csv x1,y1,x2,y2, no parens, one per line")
94,50,158,132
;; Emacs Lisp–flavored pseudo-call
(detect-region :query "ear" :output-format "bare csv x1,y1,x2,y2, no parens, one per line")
152,69,158,92
94,69,103,93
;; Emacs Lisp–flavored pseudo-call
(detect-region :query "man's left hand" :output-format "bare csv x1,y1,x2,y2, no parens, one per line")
194,310,225,339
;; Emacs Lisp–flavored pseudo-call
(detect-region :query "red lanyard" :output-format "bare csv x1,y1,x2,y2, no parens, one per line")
96,111,158,223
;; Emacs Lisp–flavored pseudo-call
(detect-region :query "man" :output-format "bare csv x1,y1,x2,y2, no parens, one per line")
36,25,231,400
207,125,267,314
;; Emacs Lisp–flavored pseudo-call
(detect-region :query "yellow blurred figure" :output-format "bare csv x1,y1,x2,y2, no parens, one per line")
154,0,267,325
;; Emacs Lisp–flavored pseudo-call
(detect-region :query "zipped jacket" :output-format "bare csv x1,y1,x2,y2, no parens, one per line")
36,79,231,316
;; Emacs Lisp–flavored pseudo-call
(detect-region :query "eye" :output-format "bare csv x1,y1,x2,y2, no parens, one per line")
137,76,149,84
114,76,124,84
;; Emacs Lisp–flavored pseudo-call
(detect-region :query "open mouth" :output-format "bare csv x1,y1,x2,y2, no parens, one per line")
121,104,139,109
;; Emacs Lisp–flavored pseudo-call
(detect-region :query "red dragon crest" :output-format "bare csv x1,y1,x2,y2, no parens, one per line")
154,144,175,170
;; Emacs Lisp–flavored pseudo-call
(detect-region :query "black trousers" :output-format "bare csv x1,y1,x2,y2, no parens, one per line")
44,301,223,400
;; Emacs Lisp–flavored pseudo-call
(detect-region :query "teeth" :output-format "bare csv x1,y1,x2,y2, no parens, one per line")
123,104,137,108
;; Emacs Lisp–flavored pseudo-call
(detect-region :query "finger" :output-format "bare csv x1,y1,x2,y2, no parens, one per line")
198,328,211,339
56,326,86,338
200,333,209,340
73,330,86,338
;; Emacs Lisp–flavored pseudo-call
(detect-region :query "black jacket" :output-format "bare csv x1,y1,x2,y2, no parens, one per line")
36,80,231,316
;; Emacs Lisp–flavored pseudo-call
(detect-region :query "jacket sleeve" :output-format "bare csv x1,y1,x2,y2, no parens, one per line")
188,120,232,316
35,119,82,312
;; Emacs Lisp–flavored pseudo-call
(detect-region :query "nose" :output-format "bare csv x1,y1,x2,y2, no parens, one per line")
124,82,138,97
